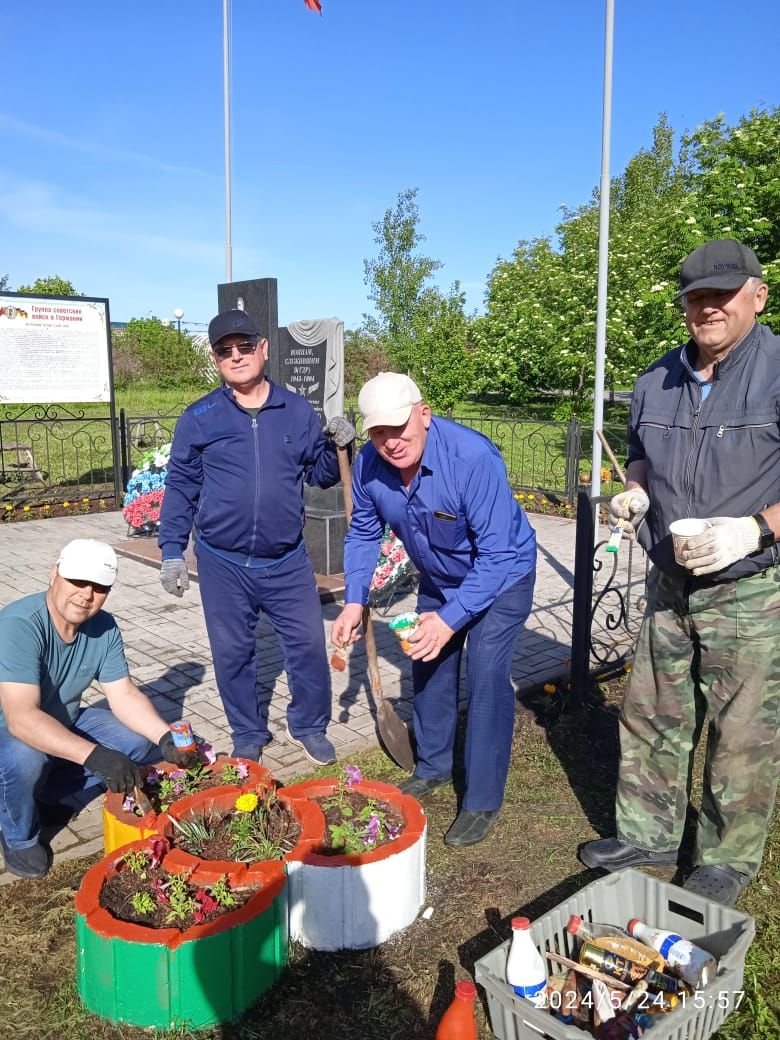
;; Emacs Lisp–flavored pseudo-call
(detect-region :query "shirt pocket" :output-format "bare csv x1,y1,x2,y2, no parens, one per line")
427,514,467,551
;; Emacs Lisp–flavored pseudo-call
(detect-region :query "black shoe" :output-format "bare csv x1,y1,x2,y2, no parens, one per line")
231,745,263,763
399,774,449,799
0,833,51,879
579,836,678,871
683,864,750,906
444,809,501,848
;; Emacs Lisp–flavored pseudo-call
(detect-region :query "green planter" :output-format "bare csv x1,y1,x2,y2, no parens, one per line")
75,839,288,1029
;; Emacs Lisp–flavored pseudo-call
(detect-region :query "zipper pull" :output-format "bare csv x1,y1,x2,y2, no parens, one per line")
716,424,725,438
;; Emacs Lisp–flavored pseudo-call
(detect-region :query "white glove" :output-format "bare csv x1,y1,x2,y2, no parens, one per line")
680,516,760,576
160,558,190,597
324,416,357,447
608,488,650,540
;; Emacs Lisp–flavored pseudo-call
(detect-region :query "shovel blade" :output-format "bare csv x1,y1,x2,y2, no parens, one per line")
376,699,416,773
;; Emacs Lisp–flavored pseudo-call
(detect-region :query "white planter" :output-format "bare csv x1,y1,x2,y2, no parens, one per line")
281,778,427,951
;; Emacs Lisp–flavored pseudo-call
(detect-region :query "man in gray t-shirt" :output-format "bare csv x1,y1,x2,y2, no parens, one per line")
0,538,193,879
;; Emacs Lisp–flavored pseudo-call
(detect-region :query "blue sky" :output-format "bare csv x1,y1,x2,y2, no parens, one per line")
2,1,777,333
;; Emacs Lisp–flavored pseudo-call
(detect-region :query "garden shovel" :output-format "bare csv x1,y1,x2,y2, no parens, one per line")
336,446,416,773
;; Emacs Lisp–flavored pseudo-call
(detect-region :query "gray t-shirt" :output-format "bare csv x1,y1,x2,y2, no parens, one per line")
0,592,129,728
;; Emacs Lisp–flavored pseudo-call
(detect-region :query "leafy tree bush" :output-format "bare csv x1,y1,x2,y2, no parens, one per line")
111,318,209,390
16,275,82,296
344,328,390,398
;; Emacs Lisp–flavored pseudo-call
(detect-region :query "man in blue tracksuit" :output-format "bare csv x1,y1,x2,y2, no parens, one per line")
331,373,537,847
158,309,355,765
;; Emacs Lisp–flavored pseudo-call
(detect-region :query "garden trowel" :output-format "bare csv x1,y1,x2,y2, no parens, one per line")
336,446,416,773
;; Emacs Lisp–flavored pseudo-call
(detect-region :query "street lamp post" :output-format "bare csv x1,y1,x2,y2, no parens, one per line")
173,308,184,341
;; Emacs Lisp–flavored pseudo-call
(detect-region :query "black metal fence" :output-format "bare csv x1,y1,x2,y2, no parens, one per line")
0,408,629,508
570,490,649,698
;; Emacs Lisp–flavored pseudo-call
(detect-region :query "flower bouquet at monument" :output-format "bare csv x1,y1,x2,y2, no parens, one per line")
122,443,171,534
368,525,416,608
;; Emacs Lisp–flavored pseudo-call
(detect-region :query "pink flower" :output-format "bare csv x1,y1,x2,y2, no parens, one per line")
197,742,217,765
344,765,362,788
236,762,249,781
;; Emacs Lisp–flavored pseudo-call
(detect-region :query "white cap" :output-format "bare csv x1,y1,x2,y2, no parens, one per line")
56,539,118,587
358,372,422,431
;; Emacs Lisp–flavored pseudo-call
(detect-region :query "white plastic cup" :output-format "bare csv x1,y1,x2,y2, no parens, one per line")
669,518,711,565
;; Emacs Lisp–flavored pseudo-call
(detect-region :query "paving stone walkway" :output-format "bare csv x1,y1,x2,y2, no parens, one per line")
0,509,582,884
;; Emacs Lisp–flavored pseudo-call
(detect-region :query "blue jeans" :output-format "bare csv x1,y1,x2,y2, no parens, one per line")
0,707,156,849
412,568,536,811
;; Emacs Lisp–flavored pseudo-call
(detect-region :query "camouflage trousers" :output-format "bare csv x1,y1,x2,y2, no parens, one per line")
616,564,780,876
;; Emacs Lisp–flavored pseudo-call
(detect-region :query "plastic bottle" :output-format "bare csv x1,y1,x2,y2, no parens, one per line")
579,942,679,993
627,918,718,990
567,915,662,968
435,980,478,1040
169,720,196,753
506,916,548,1008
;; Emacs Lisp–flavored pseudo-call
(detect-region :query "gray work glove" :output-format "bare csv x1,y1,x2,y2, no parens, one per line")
680,516,760,576
325,416,357,448
608,488,650,540
84,744,141,794
160,557,190,597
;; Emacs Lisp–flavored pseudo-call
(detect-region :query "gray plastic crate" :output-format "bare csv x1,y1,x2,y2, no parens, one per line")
474,869,754,1040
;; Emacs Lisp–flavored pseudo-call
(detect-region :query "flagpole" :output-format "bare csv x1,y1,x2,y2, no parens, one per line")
223,0,233,282
590,0,614,512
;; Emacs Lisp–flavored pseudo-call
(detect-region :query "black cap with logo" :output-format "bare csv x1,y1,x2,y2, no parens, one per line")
207,309,260,347
674,238,763,300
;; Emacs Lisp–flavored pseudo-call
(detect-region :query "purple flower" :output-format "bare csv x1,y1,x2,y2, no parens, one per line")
236,762,249,781
198,741,217,765
344,765,363,788
365,813,381,845
144,769,162,786
170,770,186,780
121,795,135,813
386,822,401,840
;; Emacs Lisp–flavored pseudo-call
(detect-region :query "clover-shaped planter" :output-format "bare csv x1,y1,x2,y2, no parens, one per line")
280,778,427,951
75,839,287,1029
161,786,325,884
102,757,273,855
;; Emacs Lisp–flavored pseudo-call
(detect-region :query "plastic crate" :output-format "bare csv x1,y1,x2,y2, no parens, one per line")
474,869,755,1040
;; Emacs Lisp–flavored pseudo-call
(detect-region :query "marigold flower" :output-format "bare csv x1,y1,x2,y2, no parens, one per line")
63,501,70,508
235,792,259,813
23,505,30,512
543,683,557,694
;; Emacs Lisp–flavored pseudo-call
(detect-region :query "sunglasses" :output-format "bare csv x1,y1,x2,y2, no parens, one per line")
214,339,259,360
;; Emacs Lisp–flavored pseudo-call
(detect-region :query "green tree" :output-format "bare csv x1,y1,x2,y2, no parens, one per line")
343,328,389,399
475,106,779,412
111,318,208,389
0,274,9,292
363,187,472,406
363,187,443,373
17,275,81,296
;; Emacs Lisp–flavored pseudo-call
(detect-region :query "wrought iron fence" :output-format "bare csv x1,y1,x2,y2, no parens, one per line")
570,490,649,698
0,406,630,512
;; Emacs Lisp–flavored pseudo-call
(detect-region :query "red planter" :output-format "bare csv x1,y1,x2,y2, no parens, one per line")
102,756,272,855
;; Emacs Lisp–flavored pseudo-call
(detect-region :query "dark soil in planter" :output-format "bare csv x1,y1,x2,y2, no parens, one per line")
173,800,302,862
127,762,252,816
313,791,405,856
99,866,254,930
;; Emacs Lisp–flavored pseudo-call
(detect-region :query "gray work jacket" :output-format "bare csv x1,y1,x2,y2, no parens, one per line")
627,321,780,580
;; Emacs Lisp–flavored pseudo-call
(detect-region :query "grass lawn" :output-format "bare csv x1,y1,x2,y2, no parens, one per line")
1,676,776,1039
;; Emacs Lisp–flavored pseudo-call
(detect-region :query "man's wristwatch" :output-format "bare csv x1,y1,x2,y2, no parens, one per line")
752,513,775,552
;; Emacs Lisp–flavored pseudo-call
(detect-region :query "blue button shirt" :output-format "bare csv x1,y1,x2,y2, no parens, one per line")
345,417,536,631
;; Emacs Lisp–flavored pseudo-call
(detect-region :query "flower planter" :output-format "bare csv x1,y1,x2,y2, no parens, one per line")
162,786,325,883
280,777,427,951
74,839,288,1029
102,757,273,854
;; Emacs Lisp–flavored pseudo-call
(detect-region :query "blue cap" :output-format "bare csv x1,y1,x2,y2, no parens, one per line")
208,309,260,347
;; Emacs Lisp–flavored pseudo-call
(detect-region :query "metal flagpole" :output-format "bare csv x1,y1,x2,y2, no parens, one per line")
590,0,614,513
223,0,233,282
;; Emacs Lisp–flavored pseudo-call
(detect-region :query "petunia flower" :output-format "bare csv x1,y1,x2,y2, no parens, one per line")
344,765,362,787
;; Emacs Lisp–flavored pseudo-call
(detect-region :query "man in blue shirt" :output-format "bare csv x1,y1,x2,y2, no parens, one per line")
0,539,193,879
331,374,537,847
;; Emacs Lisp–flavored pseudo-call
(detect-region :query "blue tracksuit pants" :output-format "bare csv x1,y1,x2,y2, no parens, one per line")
195,543,332,749
411,569,536,811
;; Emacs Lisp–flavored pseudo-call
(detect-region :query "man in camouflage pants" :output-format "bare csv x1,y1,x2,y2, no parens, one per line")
579,239,780,905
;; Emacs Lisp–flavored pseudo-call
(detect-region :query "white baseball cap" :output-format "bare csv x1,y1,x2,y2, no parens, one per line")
358,372,422,431
57,539,118,587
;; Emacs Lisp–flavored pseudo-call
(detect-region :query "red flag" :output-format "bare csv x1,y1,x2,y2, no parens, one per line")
304,0,322,12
